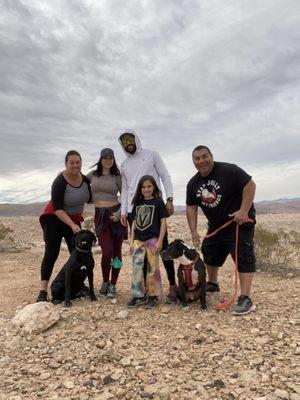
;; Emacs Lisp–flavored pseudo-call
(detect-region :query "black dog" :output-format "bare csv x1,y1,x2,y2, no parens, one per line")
51,229,97,307
161,239,206,309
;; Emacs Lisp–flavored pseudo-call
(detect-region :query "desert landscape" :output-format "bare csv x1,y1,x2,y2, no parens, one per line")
0,212,299,400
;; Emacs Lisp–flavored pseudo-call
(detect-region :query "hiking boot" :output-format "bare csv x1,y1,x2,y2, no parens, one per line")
107,284,117,298
127,296,147,308
206,282,220,292
146,296,158,309
99,282,109,296
36,290,48,302
165,285,177,305
232,295,256,315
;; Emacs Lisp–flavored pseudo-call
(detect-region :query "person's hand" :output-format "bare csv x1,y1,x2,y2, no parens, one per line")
120,215,127,226
191,231,200,248
155,240,163,253
228,210,249,225
129,241,134,254
110,213,120,222
110,207,121,222
72,224,81,234
166,201,174,217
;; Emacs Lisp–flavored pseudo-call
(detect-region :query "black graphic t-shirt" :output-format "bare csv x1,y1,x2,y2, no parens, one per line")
132,198,168,241
186,162,256,233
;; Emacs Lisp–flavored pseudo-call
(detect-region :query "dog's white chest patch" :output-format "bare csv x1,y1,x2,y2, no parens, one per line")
81,266,87,271
190,269,198,286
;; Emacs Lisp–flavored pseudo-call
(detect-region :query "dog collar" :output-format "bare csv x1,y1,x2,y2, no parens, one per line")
178,254,199,266
75,247,92,253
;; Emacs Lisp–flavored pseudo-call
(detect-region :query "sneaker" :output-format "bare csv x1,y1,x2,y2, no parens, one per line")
165,285,177,304
232,295,256,315
206,282,220,292
146,296,158,309
107,284,117,298
99,282,109,296
36,290,48,302
127,296,147,308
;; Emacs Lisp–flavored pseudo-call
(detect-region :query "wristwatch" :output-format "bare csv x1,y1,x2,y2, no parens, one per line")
166,197,173,202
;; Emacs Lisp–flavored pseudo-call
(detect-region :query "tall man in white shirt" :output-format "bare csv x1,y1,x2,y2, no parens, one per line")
119,129,177,303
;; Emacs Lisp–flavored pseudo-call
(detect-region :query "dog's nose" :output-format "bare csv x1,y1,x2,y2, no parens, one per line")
160,250,171,260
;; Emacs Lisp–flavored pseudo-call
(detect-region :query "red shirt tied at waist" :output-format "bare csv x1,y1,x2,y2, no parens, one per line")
39,201,84,229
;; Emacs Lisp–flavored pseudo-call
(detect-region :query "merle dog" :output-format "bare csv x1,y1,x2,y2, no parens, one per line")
51,229,97,307
161,239,207,309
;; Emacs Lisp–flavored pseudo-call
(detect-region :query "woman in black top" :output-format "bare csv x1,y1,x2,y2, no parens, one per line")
36,150,91,302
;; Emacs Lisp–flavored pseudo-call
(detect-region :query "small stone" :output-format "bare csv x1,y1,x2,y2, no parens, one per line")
212,379,225,388
255,337,269,345
159,389,171,399
116,310,128,319
64,380,75,389
120,356,132,366
49,360,61,369
274,389,289,399
286,383,300,394
95,391,114,399
111,369,123,381
160,307,171,314
291,394,300,400
96,340,106,349
40,372,51,380
277,332,283,340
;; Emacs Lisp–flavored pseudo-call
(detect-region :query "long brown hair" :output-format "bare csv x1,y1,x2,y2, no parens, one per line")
92,157,120,177
131,175,161,205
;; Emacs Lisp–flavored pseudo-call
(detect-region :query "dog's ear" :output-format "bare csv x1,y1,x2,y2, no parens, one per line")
175,239,185,250
184,248,198,261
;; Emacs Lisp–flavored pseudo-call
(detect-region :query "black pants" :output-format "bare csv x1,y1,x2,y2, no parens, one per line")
40,215,79,281
127,213,176,286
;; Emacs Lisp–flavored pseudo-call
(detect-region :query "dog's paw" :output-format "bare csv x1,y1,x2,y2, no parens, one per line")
90,295,97,302
64,301,72,308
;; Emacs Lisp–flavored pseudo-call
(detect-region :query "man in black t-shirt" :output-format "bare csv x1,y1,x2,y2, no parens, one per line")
186,145,256,315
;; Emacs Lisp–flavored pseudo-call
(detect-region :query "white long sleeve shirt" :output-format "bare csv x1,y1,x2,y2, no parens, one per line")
119,130,174,215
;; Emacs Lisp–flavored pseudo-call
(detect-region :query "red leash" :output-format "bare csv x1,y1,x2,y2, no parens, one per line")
204,218,254,311
183,256,199,288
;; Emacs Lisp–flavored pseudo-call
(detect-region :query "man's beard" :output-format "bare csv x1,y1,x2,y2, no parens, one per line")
125,144,136,154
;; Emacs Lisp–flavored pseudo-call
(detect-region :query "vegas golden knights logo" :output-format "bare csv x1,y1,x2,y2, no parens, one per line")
136,205,155,231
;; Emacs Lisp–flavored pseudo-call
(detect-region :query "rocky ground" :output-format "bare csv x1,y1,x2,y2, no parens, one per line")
0,215,299,400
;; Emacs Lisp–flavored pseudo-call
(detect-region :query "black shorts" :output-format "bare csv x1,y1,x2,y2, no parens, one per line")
201,222,256,273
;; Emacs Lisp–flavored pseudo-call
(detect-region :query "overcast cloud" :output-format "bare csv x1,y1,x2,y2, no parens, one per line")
1,0,300,204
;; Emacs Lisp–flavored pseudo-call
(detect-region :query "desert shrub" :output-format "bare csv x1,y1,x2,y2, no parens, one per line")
255,225,300,271
0,224,13,240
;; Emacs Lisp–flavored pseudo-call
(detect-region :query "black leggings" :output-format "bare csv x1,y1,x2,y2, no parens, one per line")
40,215,79,281
127,213,176,286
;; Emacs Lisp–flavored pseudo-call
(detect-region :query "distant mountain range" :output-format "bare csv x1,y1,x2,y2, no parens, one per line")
1,198,300,217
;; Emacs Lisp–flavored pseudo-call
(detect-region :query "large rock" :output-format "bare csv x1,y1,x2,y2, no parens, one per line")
12,302,60,334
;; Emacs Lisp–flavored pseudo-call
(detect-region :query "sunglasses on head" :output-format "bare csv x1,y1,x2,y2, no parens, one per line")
121,135,135,146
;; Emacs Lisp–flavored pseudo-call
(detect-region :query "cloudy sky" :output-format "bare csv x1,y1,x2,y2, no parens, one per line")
1,0,299,204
